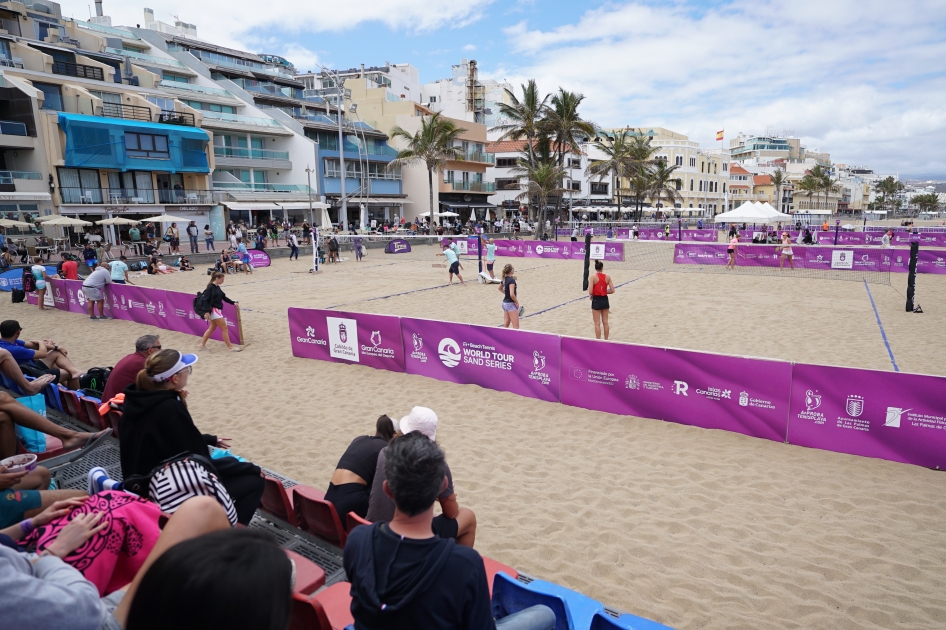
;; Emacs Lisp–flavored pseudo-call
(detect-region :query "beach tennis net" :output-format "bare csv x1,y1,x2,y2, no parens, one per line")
610,241,893,285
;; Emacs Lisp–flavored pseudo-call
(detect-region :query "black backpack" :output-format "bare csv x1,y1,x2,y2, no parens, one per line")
193,287,212,317
79,367,112,397
11,289,25,303
22,268,35,292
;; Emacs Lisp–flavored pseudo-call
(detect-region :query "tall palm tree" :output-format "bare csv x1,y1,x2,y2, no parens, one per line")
796,175,819,212
770,168,787,213
626,130,660,220
911,192,940,216
546,89,597,227
388,113,467,227
511,161,568,237
808,164,831,211
491,80,550,168
649,160,683,213
586,128,635,214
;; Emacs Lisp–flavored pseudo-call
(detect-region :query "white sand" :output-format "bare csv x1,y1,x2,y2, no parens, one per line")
11,245,946,629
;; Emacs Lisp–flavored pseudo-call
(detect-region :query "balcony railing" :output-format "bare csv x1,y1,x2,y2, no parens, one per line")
71,19,142,40
200,111,286,129
213,147,290,160
0,56,25,69
157,80,237,99
212,182,311,193
98,102,152,122
105,47,188,70
0,171,42,185
158,111,196,127
459,151,495,164
451,181,495,192
0,120,28,136
60,187,215,205
52,61,105,81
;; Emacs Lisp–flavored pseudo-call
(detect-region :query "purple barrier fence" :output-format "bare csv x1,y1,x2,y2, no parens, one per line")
787,364,946,468
615,228,717,242
288,307,405,372
28,279,243,343
466,238,624,262
400,317,561,403
560,337,792,441
673,243,906,272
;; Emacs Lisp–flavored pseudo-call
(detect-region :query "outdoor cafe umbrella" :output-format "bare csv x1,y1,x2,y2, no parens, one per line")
96,217,141,225
34,214,65,222
0,218,34,228
137,214,193,223
41,216,94,226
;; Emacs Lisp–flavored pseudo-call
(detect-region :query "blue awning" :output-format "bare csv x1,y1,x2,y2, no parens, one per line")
58,112,210,141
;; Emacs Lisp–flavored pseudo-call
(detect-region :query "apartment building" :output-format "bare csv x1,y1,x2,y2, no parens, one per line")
729,132,831,166
420,59,513,127
346,75,493,223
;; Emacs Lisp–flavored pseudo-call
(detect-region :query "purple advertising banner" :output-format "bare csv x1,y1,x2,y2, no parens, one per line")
164,290,214,338
248,250,271,268
616,228,717,242
466,239,624,261
400,317,561,402
288,307,405,372
560,337,792,441
673,243,900,272
787,364,946,468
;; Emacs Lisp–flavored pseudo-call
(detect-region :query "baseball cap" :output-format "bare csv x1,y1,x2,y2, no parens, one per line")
399,406,439,440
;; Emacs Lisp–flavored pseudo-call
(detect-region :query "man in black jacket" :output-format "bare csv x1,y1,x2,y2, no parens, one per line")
343,432,555,630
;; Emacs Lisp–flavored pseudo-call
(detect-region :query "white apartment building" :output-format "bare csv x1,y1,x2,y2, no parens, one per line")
420,59,513,127
296,64,422,108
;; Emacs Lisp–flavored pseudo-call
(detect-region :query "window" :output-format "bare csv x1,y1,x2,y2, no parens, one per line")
324,159,340,177
675,155,683,166
125,133,170,159
689,179,694,191
107,171,155,203
496,178,519,190
429,96,437,103
568,158,581,168
723,183,726,193
496,157,517,168
699,180,703,192
444,170,454,183
723,163,728,172
162,73,190,83
57,168,102,204
675,180,682,191
569,181,581,191
33,82,62,111
146,96,176,111
89,91,122,104
689,157,696,167
701,162,704,173
461,171,469,182
590,182,608,195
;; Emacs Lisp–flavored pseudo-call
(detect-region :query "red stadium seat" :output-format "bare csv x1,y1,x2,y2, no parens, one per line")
105,410,122,439
289,583,354,630
260,475,298,527
346,511,371,534
284,549,326,596
293,485,346,548
80,397,107,431
59,387,89,425
483,556,518,597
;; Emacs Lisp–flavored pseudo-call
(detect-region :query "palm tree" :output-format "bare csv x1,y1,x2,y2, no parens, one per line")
911,192,940,216
808,164,832,211
546,89,597,226
796,175,819,212
511,161,568,237
770,168,787,213
626,130,660,220
586,128,635,215
873,176,903,215
388,113,467,227
649,160,683,214
491,80,550,168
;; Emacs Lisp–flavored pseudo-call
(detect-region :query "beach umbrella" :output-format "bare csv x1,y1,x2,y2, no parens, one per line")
96,217,141,225
0,218,34,228
137,214,193,223
41,216,93,226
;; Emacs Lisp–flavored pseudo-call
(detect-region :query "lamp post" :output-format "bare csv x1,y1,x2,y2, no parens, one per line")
317,65,348,232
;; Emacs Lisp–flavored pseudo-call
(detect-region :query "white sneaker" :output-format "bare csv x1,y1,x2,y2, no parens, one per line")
87,466,116,494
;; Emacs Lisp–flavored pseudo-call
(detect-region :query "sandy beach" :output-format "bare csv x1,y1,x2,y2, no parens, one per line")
9,244,946,629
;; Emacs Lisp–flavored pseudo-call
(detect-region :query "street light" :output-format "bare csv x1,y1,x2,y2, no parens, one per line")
316,64,350,231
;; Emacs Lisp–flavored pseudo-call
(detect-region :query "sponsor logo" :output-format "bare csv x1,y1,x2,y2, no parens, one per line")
306,326,316,337
885,407,910,428
77,289,87,306
805,389,822,412
625,374,640,390
831,250,853,269
438,338,461,368
535,245,544,255
157,301,166,318
673,380,688,396
529,350,550,385
393,241,408,252
412,333,423,352
326,317,359,360
146,301,155,314
295,324,327,346
739,391,749,407
845,395,864,417
339,322,348,343
589,243,606,260
361,329,394,358
371,331,382,347
569,367,584,380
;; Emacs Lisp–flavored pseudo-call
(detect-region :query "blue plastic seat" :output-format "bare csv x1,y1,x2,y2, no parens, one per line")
492,573,603,630
523,578,606,630
42,380,63,412
590,611,675,630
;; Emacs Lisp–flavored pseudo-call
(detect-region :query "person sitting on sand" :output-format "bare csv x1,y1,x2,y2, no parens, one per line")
366,407,477,547
325,416,397,528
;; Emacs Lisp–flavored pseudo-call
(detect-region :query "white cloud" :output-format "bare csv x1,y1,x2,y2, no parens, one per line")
463,44,477,51
491,0,946,175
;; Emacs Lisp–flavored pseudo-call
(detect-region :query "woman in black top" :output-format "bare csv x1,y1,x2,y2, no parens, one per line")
324,415,397,527
198,272,242,351
499,264,520,329
120,349,264,524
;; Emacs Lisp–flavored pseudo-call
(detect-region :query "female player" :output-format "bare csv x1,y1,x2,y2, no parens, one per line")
779,231,795,269
499,264,519,329
588,260,615,339
726,233,741,270
481,236,497,279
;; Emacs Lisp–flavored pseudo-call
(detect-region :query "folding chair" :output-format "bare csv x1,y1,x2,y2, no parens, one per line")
292,485,347,548
293,582,354,630
590,611,675,630
260,475,298,527
105,409,122,438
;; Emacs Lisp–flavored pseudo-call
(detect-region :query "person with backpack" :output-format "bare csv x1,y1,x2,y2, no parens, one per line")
196,273,241,352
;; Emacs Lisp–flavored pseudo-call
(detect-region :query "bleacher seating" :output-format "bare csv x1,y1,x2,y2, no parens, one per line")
293,485,347,548
59,387,90,424
483,556,518,596
589,611,674,630
290,582,354,630
80,395,108,431
284,549,326,596
493,572,572,630
345,511,371,534
260,474,299,527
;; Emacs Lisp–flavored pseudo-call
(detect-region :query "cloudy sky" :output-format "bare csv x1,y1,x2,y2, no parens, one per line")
62,0,946,177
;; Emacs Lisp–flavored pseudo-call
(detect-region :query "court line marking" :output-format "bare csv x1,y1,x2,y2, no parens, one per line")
863,279,899,372
523,269,663,319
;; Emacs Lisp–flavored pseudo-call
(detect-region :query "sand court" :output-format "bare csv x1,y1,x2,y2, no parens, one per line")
15,244,946,629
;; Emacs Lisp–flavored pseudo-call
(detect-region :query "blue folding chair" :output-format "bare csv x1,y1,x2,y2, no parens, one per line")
590,611,675,630
492,573,581,630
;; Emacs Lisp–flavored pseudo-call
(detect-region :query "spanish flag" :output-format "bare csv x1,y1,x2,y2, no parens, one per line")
716,130,724,141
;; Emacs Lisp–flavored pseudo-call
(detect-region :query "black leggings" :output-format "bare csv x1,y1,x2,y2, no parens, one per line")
324,482,369,528
214,456,265,525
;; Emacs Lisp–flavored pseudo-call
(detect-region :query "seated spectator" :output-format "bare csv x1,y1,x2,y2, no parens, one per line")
345,432,554,630
325,415,396,528
0,247,11,270
0,347,54,395
1,461,53,492
101,335,161,403
366,407,476,547
152,255,175,275
82,243,97,268
110,256,132,285
0,495,232,630
177,256,194,271
142,241,156,258
0,319,82,388
120,349,264,525
59,254,79,280
0,385,109,460
0,467,87,530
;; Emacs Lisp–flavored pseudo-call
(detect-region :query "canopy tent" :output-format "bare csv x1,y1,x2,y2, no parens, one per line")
434,211,459,217
713,202,792,225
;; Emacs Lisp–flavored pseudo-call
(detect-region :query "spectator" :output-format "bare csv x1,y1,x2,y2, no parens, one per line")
236,239,251,274
186,221,199,254
82,262,112,319
0,385,108,459
287,231,299,260
881,229,894,248
166,223,180,255
325,415,397,528
328,234,339,263
101,335,161,403
366,407,477,547
203,225,214,251
110,256,132,285
128,224,141,246
0,347,55,396
144,222,155,241
0,246,11,270
302,221,311,245
30,257,50,312
345,432,554,630
120,349,262,523
82,243,97,268
0,319,82,388
60,255,79,280
177,256,194,271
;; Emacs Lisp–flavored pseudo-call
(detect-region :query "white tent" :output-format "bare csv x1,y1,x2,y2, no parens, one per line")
714,202,792,225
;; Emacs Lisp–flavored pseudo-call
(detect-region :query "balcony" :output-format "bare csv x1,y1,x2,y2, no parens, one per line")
0,57,25,69
158,111,196,127
199,111,293,136
51,61,105,81
451,181,495,193
213,146,292,170
105,47,191,71
212,182,311,193
59,187,215,205
98,102,152,122
457,151,495,165
0,120,28,136
157,80,240,102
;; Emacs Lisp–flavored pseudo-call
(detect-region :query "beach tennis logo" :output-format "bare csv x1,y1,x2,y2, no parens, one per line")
77,288,87,307
805,390,822,412
412,333,423,352
326,317,359,361
884,407,910,428
845,395,864,417
438,338,461,368
535,245,544,255
529,350,550,385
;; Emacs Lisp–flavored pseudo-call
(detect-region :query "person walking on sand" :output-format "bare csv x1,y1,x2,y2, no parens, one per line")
779,232,795,270
726,233,741,270
499,264,520,329
197,272,241,352
588,260,615,339
438,241,464,285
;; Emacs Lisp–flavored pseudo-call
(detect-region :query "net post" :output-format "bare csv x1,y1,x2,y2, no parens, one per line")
905,241,918,312
582,232,591,291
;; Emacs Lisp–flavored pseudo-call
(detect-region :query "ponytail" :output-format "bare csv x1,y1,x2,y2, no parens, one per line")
501,264,514,280
207,271,225,288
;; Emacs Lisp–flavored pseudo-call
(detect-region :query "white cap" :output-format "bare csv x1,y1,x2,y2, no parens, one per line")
399,406,439,440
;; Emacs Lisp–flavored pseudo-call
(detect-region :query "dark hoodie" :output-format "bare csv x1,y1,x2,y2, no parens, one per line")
119,385,215,479
343,522,495,630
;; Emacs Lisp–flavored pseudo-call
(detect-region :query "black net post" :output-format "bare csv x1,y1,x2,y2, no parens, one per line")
582,232,591,291
906,241,918,312
477,235,483,275
834,223,840,245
